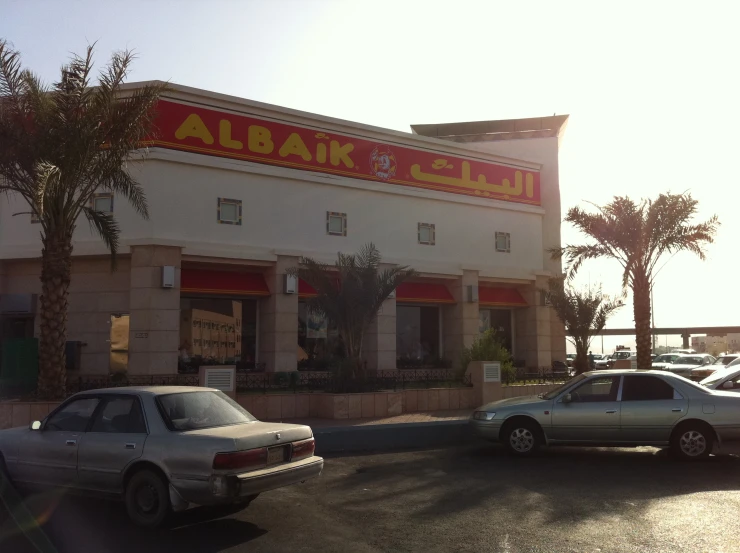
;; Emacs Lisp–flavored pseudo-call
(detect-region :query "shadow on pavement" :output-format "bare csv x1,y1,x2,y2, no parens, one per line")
328,443,740,527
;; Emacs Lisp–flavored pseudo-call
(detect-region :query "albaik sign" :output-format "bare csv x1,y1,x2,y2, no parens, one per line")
148,100,541,206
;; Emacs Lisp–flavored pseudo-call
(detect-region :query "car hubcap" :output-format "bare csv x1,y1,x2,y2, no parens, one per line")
136,484,159,514
680,430,707,457
510,428,534,452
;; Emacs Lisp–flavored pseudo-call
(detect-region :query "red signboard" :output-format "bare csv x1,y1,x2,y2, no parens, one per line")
147,100,541,206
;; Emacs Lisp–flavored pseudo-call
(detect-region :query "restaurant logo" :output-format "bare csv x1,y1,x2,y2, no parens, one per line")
369,146,397,180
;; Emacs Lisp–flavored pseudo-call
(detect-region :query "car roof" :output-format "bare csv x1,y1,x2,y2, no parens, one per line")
75,386,218,396
584,369,683,377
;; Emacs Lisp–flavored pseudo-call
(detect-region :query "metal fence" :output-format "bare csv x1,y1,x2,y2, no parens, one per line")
66,374,201,394
236,369,472,394
503,366,571,386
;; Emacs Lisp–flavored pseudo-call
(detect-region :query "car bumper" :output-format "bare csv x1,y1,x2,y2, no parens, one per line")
172,456,324,507
469,418,504,441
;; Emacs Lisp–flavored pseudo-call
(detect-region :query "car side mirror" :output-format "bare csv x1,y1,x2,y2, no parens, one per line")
562,393,572,404
30,420,42,431
722,381,734,389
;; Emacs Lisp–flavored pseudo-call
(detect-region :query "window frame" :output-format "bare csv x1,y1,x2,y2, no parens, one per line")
89,394,149,434
564,375,621,403
417,222,436,245
326,211,347,236
218,197,243,226
91,192,114,214
495,231,511,253
620,375,678,402
44,396,102,432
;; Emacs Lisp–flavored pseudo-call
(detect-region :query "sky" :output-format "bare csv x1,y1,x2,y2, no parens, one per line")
2,0,739,353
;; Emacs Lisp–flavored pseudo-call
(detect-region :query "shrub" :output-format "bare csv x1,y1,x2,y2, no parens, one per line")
459,329,514,379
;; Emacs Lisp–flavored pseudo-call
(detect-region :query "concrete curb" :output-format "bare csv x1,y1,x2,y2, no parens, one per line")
313,419,477,455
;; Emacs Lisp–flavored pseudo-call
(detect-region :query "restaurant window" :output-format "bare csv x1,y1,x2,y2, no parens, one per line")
479,308,513,353
495,232,511,253
418,223,435,245
326,211,347,236
218,198,242,225
179,297,257,370
298,301,343,369
396,305,440,364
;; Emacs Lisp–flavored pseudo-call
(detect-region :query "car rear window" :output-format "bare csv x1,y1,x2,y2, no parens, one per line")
156,391,256,431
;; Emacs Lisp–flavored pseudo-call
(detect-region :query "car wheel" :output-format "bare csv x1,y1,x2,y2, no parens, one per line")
125,469,171,528
503,420,542,457
671,423,714,461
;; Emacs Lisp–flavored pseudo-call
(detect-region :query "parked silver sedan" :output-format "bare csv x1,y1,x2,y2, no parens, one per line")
470,370,740,460
0,387,323,527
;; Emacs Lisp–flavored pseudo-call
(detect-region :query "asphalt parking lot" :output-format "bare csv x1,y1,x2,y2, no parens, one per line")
2,444,740,553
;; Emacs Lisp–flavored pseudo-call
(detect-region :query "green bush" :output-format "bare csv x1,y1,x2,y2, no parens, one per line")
459,329,514,379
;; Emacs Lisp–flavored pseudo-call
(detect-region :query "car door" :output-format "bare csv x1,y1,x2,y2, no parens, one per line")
77,395,148,493
619,375,688,443
14,396,100,487
551,375,621,442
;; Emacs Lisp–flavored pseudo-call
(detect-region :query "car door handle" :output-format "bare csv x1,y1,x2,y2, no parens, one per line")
124,443,136,450
605,410,617,414
66,440,77,446
672,408,683,412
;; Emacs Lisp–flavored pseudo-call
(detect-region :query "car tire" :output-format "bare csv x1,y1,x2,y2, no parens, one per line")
125,469,171,528
502,419,542,457
671,423,714,461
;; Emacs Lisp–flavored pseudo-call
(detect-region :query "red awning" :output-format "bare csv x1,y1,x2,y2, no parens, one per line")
298,278,317,298
396,282,455,304
479,286,528,307
181,269,270,296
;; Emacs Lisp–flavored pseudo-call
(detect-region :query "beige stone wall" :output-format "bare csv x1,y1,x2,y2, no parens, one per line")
363,295,397,371
515,276,553,368
259,255,299,372
128,246,182,375
443,271,480,368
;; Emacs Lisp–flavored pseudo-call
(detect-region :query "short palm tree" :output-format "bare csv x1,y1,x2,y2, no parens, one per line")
0,40,167,399
290,243,415,375
553,194,719,370
545,278,622,374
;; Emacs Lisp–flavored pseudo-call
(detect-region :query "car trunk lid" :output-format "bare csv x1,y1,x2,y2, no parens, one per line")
182,421,313,450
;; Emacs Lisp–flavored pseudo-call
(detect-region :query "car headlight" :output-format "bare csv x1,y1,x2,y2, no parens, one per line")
473,411,496,421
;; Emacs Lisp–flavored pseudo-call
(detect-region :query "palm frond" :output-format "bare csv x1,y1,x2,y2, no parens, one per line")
82,205,120,268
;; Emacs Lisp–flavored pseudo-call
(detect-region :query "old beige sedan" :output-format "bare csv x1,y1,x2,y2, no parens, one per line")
470,370,740,460
0,387,323,527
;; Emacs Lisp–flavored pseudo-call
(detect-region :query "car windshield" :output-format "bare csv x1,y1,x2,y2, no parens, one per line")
542,374,586,400
675,356,703,365
655,354,679,363
156,391,256,431
713,356,738,365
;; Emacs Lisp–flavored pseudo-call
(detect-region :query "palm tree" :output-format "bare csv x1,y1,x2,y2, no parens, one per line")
0,40,167,399
545,278,622,374
290,243,415,375
553,194,719,370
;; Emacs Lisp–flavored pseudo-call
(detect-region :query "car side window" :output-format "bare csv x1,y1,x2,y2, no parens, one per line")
46,398,100,432
621,376,675,401
569,376,620,402
90,397,147,434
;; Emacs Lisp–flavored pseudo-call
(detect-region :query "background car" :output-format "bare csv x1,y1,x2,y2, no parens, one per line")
691,353,740,381
652,353,682,370
470,369,740,460
605,350,635,368
666,354,716,378
0,387,324,528
566,353,576,368
700,366,740,392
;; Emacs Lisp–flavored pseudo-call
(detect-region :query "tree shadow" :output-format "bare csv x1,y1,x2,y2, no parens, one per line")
327,443,740,527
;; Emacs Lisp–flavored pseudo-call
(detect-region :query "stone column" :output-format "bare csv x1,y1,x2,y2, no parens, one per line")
259,255,299,372
363,295,397,371
443,271,480,369
516,276,552,369
128,245,182,375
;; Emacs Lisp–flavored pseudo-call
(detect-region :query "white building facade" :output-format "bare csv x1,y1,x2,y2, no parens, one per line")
0,83,567,375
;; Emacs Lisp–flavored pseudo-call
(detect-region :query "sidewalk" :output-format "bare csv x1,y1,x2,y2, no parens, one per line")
266,409,476,454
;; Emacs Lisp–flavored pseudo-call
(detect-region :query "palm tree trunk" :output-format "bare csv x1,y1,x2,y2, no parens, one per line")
574,339,589,374
633,275,652,371
37,231,73,400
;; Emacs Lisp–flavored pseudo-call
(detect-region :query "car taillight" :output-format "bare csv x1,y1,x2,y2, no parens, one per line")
213,448,267,470
292,438,315,461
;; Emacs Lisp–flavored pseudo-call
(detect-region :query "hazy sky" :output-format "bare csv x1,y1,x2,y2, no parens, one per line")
3,0,738,352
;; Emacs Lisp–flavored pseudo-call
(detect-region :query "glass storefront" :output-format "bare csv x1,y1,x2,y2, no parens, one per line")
396,305,440,362
297,301,342,368
479,308,513,353
179,297,258,369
